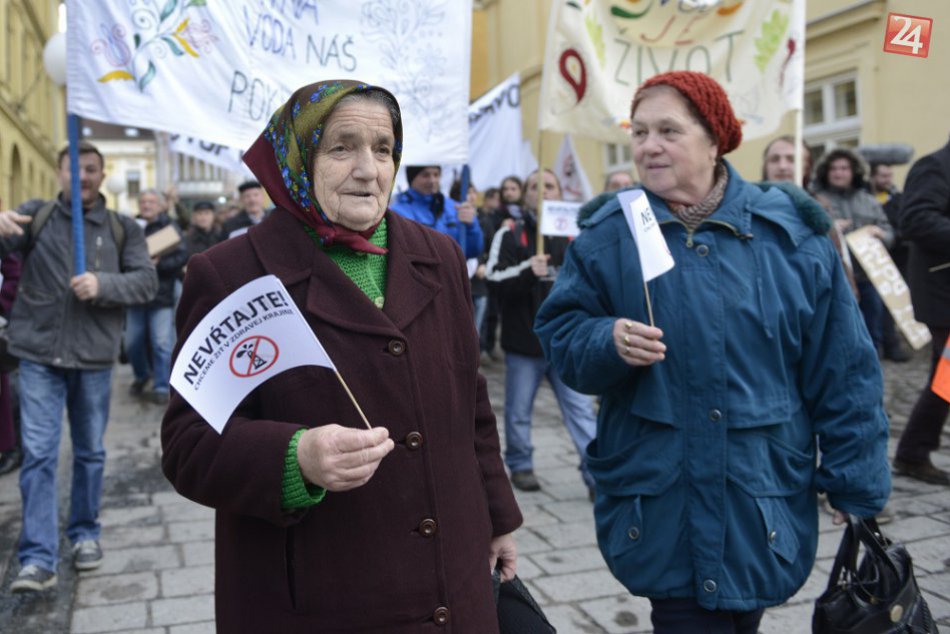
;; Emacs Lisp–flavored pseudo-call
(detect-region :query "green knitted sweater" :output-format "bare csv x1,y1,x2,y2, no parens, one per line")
280,219,389,509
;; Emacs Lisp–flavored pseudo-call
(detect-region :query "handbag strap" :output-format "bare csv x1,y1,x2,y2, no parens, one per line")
824,515,900,594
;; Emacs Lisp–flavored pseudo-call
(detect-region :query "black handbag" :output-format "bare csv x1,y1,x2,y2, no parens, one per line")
492,569,556,633
813,515,938,633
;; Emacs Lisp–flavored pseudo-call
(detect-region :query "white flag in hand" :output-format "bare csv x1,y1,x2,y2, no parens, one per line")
617,189,675,282
170,275,335,433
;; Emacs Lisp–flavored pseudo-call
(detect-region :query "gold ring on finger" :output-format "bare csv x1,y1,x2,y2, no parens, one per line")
623,345,630,356
623,334,630,345
625,321,634,331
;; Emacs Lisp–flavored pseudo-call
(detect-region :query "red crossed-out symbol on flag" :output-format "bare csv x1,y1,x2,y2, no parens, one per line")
229,335,279,378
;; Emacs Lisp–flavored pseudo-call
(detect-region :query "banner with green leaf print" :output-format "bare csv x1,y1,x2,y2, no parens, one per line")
540,0,805,143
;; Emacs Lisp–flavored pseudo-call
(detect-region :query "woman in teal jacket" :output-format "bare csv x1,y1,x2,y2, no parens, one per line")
534,72,890,632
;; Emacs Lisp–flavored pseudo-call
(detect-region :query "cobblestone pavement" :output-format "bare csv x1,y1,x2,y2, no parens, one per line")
1,349,948,633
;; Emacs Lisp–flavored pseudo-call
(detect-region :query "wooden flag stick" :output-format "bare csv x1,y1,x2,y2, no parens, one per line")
643,280,655,327
333,370,372,430
536,132,546,257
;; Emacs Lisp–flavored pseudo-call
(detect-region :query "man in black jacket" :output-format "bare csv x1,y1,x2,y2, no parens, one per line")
486,169,596,496
126,189,188,404
894,136,950,485
222,180,268,238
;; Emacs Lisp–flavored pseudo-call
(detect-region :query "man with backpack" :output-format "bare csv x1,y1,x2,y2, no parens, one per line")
0,141,157,592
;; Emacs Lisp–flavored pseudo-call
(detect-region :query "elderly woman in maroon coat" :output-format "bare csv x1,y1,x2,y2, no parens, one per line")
162,80,522,633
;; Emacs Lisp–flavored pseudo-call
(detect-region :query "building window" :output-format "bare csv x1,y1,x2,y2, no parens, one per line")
127,170,141,199
803,74,861,161
604,142,632,171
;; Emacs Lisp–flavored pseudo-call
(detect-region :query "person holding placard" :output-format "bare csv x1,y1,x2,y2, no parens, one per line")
812,148,895,357
125,189,188,404
162,80,522,633
534,71,890,631
486,168,597,497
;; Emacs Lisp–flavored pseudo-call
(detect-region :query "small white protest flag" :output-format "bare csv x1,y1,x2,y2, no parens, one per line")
170,275,336,433
618,189,675,282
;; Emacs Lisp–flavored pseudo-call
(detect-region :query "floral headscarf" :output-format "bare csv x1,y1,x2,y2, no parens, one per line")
242,79,403,255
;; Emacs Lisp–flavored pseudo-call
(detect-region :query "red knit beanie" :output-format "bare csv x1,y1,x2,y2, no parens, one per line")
631,71,742,156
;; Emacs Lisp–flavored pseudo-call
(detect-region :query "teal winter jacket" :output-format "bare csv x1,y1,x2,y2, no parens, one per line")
534,163,890,611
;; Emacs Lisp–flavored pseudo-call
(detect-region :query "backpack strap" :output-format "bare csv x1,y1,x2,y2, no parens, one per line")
28,200,58,251
29,201,127,265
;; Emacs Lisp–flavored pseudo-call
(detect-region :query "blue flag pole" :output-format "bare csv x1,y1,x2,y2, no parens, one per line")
67,113,85,275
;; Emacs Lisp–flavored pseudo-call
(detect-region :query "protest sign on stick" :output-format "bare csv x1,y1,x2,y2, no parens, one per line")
845,226,931,350
170,275,370,433
617,189,675,326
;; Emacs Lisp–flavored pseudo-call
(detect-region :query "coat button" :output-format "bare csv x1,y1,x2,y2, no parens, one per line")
703,579,718,593
627,526,640,540
709,408,722,422
388,340,406,355
433,606,449,625
696,244,710,256
419,518,437,537
769,530,777,544
406,431,424,450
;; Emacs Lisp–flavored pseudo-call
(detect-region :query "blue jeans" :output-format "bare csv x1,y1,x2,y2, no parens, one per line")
650,598,764,633
857,279,884,351
124,305,176,393
18,361,112,570
473,295,488,336
504,352,596,488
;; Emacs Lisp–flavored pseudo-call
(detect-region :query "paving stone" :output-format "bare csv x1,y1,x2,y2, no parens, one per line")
160,564,215,598
84,544,182,577
922,588,950,620
531,569,630,603
76,571,159,607
919,571,950,599
901,535,950,574
167,519,215,543
530,546,606,575
101,524,166,550
542,480,593,502
542,499,597,523
151,491,193,507
182,540,215,567
532,520,598,549
160,502,214,523
518,503,561,527
514,555,543,580
150,595,215,627
541,604,604,634
98,506,162,528
885,516,950,543
70,602,148,633
168,622,217,634
758,601,815,633
581,593,653,634
515,528,553,555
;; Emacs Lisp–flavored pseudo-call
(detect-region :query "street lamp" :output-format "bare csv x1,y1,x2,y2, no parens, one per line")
106,174,125,211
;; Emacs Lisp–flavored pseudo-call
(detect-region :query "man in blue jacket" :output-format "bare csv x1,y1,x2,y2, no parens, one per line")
391,166,483,259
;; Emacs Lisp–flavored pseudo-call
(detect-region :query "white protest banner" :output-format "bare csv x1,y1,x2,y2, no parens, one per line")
540,200,582,238
467,72,522,190
845,226,931,350
617,189,674,282
66,0,472,165
170,275,335,433
540,0,806,142
169,134,251,177
554,134,593,203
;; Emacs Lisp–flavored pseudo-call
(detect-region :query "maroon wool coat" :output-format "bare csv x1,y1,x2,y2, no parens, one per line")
161,208,523,633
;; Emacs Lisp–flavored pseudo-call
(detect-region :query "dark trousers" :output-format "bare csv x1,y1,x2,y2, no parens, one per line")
651,599,764,634
857,279,885,350
896,325,950,464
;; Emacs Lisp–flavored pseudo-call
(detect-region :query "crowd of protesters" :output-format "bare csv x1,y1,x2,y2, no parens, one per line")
0,70,947,633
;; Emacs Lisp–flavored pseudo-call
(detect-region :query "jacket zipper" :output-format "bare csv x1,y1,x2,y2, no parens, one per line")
94,236,102,271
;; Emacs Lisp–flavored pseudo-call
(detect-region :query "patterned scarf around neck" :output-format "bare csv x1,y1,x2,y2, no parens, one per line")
242,80,403,255
667,162,729,233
